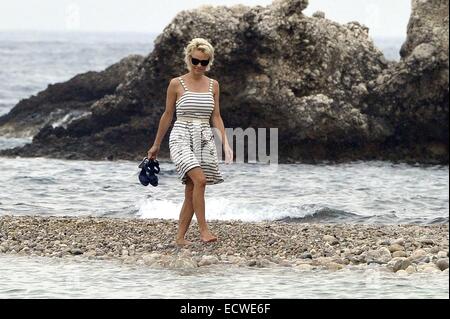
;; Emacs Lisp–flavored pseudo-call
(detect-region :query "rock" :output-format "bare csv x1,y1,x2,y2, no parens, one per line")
437,251,448,259
435,258,449,271
323,235,339,245
142,253,161,266
392,251,408,258
363,0,449,165
422,266,440,273
400,0,448,58
170,257,198,269
411,249,427,260
69,248,84,255
84,250,96,257
279,260,293,267
392,238,405,246
312,11,325,19
296,264,313,271
0,215,448,275
405,265,416,274
5,0,442,165
417,263,439,273
413,256,431,264
429,246,441,254
418,238,435,245
256,258,275,268
376,239,391,246
325,262,344,271
179,249,192,258
300,252,313,259
366,247,392,264
0,55,144,138
387,257,411,272
388,244,404,253
198,255,219,267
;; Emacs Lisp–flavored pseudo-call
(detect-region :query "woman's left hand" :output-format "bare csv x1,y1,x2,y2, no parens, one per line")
224,144,233,164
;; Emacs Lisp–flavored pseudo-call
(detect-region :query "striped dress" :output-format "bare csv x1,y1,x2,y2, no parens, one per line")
169,76,224,185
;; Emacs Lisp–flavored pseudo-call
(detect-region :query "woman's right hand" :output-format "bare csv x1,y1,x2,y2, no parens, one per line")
147,145,160,160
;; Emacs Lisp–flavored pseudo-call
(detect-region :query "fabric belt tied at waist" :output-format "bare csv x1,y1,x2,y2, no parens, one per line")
176,116,210,123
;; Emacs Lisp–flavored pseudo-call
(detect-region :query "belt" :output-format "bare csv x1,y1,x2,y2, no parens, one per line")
176,116,210,123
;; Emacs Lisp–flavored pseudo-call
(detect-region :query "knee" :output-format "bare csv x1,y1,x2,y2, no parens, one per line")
193,177,207,187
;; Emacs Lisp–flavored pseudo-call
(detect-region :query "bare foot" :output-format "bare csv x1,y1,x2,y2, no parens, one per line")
200,231,218,243
175,238,192,247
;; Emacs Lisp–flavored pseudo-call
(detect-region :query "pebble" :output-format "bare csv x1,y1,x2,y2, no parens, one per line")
435,258,449,271
366,247,392,264
392,238,405,246
0,215,447,275
437,251,448,258
405,265,416,274
388,244,404,253
388,258,411,272
300,252,312,259
392,251,408,258
411,249,427,260
323,235,339,245
198,255,219,267
325,262,344,271
296,264,313,271
422,266,440,273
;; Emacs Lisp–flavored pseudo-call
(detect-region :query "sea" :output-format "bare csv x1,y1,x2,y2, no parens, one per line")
0,31,448,299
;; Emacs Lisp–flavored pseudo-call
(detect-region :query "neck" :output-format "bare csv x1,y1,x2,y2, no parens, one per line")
189,71,204,81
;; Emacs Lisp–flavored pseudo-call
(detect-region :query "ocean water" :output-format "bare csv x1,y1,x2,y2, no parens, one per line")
0,157,448,225
0,254,448,299
0,31,155,117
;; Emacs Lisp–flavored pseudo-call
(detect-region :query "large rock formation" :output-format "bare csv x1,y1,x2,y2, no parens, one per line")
364,0,449,163
400,0,449,58
0,55,144,138
0,0,448,164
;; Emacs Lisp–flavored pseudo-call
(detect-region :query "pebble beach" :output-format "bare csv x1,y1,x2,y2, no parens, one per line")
1,215,448,274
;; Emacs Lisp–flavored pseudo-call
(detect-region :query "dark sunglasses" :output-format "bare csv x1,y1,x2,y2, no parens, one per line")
191,57,210,66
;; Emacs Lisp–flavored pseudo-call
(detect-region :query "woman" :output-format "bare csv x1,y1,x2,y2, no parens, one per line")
147,38,233,246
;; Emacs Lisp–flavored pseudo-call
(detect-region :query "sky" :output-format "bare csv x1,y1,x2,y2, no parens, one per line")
0,0,411,37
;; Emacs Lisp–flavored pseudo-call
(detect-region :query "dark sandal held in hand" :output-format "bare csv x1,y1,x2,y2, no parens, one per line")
138,157,160,187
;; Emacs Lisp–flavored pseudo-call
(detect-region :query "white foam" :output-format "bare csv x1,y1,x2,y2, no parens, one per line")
136,197,319,222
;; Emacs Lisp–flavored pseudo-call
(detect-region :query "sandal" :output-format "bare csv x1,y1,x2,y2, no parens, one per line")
138,157,160,187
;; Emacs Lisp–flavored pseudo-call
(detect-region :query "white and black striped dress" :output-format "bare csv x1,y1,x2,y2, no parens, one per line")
169,76,224,185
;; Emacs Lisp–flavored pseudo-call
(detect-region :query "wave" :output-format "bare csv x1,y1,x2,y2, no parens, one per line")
277,207,449,225
277,208,360,223
136,198,449,226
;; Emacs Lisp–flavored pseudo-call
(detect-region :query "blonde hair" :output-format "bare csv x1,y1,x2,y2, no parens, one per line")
184,38,215,72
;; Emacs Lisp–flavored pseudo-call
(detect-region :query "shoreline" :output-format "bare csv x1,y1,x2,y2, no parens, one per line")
0,215,448,274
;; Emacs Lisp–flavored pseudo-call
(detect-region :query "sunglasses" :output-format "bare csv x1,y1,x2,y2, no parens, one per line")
191,57,210,66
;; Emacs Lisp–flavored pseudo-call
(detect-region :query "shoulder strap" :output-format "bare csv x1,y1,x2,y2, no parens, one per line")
178,77,188,91
208,78,214,93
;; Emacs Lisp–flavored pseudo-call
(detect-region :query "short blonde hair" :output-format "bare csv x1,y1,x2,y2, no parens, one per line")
184,38,215,72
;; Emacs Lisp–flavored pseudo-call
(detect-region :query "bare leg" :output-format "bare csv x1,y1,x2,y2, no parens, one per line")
186,167,217,242
175,176,195,246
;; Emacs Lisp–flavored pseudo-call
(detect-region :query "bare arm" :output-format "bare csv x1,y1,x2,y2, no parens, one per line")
211,79,233,164
147,79,177,159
